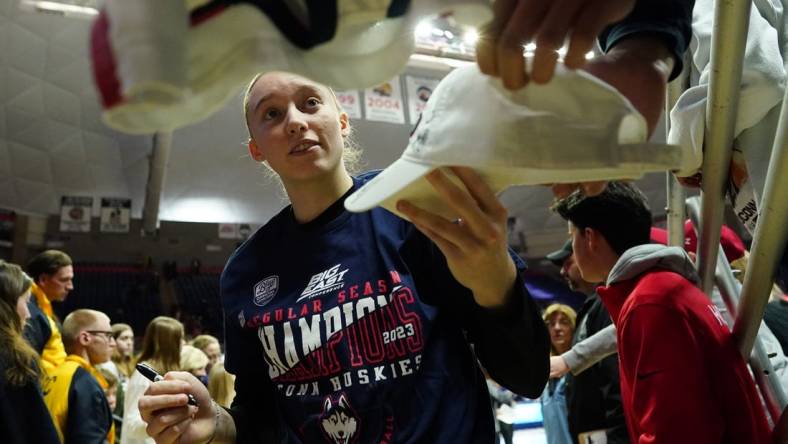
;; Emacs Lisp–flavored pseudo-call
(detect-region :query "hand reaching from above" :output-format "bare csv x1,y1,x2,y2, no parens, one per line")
476,0,635,89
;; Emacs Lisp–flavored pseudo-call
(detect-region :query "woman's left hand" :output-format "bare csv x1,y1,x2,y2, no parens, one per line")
396,167,517,308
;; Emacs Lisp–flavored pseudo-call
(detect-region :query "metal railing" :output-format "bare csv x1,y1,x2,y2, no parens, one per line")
665,54,689,247
696,0,752,294
674,0,788,425
732,85,788,358
687,197,787,422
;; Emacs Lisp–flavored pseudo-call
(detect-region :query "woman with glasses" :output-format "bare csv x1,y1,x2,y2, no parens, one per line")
122,316,184,444
0,260,60,444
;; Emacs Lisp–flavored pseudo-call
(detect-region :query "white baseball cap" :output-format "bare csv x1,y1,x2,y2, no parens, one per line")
345,64,685,220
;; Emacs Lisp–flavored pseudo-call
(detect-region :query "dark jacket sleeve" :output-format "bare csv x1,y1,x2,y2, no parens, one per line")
223,308,286,444
402,229,550,399
23,299,51,354
0,359,60,444
599,0,696,80
65,368,112,444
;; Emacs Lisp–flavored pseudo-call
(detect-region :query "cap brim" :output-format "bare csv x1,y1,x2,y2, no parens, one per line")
346,160,515,221
345,158,438,218
546,239,572,266
545,249,570,266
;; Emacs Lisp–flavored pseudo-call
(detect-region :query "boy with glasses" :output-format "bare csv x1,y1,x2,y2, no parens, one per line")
43,309,116,443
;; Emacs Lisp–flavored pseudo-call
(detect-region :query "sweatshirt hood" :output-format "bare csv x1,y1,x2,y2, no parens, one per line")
606,244,700,286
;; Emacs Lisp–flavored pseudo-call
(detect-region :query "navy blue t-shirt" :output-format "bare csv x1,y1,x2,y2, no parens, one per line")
220,172,549,444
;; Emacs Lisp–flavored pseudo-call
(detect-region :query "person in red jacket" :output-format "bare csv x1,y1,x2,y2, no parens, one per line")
554,181,771,444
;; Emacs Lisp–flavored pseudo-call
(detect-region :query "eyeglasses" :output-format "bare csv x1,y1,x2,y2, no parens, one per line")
86,331,115,341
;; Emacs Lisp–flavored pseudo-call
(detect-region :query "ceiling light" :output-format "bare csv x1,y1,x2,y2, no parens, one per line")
415,20,432,39
19,0,98,18
463,29,479,45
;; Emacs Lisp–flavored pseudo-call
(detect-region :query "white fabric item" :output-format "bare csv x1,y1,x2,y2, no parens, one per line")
101,0,492,134
667,0,787,177
121,370,155,444
345,65,684,221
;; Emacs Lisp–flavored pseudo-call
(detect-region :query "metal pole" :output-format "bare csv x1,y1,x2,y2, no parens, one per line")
142,132,173,235
696,0,752,294
687,197,787,422
715,251,787,421
665,60,689,247
666,177,686,247
733,89,788,359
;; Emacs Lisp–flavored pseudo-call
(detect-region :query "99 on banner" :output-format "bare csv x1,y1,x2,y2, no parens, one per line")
335,91,362,119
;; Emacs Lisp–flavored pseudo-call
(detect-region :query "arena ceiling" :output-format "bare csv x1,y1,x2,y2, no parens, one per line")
0,0,674,257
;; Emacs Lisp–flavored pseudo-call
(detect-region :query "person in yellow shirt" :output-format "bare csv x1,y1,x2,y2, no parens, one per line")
43,308,116,444
24,250,74,371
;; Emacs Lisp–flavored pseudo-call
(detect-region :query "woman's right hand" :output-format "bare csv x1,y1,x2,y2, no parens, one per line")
139,371,216,444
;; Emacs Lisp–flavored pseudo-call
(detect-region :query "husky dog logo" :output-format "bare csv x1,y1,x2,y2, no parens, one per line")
320,394,358,444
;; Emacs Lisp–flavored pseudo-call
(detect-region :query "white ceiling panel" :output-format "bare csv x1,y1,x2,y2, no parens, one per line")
0,0,681,259
89,164,128,196
0,1,147,218
44,82,82,126
7,22,46,78
13,120,50,151
49,155,94,190
83,131,121,168
45,45,76,74
0,67,8,101
44,118,81,150
0,176,16,204
6,67,43,111
0,139,9,175
13,177,56,213
5,107,41,139
9,140,51,182
49,131,85,162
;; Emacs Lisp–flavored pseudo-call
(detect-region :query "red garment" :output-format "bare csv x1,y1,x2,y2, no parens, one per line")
598,270,771,444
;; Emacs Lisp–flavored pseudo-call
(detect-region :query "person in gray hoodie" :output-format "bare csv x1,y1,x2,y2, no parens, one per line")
553,181,771,444
549,229,788,398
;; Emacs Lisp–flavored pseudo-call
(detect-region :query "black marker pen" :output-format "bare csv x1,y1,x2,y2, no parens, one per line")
136,363,200,407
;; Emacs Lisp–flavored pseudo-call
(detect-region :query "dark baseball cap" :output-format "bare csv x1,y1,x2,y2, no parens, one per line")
546,240,573,266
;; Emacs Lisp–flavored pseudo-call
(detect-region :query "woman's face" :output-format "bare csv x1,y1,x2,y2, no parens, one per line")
203,342,221,366
546,312,574,353
115,329,134,356
245,72,349,184
15,290,31,323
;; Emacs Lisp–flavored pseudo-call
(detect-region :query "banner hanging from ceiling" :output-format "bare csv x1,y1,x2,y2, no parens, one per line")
364,77,405,124
405,76,439,125
60,196,93,233
335,90,362,120
100,198,131,233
